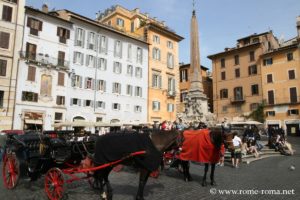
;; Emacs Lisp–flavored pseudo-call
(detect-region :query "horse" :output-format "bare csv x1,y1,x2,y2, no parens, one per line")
91,129,180,200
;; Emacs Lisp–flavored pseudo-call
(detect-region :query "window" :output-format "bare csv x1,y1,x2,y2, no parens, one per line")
57,27,70,44
152,48,161,60
252,38,259,43
168,77,175,94
97,58,107,70
87,32,95,50
97,80,106,92
57,72,64,86
266,111,275,116
137,47,143,64
153,35,160,44
127,44,132,60
114,40,122,58
0,59,7,76
112,103,121,110
22,91,38,102
2,5,12,22
113,62,122,74
234,55,239,65
112,82,121,94
0,91,3,108
27,17,43,36
127,65,133,76
235,105,242,112
221,58,225,68
234,87,243,101
0,32,10,49
288,109,299,115
56,96,65,105
180,92,187,102
27,66,36,81
250,103,259,111
251,84,259,95
57,51,65,66
126,85,133,96
167,103,174,112
268,90,274,105
85,77,94,89
152,73,162,88
84,100,93,107
40,75,52,97
131,22,134,32
75,28,84,47
167,53,174,68
152,101,160,111
287,52,293,61
221,71,226,80
97,101,105,109
248,65,257,75
290,87,297,103
263,58,273,66
267,74,273,83
26,42,37,60
99,36,107,53
180,69,188,82
167,41,173,49
134,105,142,112
86,55,95,67
71,75,82,88
116,18,124,27
249,51,255,62
235,68,240,78
288,70,295,80
73,52,83,65
220,89,228,99
222,106,228,113
135,86,142,97
70,98,81,106
135,67,142,78
54,112,63,121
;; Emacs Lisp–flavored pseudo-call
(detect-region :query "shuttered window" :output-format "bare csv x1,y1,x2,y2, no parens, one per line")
58,72,64,86
27,66,36,81
0,32,10,49
57,27,70,44
26,42,37,60
0,59,7,76
58,51,65,66
290,87,298,103
267,74,273,83
27,17,43,36
2,5,12,22
288,70,295,80
268,90,274,105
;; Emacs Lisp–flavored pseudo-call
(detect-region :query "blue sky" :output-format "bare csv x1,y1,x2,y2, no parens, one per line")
26,0,300,69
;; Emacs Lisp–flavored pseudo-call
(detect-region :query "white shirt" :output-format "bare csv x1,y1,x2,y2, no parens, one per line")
232,136,242,147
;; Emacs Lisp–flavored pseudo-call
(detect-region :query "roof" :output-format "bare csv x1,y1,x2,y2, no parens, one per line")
179,63,209,71
146,22,184,42
237,31,270,42
262,42,299,57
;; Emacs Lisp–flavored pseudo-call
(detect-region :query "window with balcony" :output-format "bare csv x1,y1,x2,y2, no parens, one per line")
180,69,188,82
251,84,259,95
287,52,293,61
135,67,142,78
152,101,160,111
233,87,243,101
126,85,133,96
0,59,7,76
113,62,122,74
268,90,274,105
135,86,142,97
290,87,298,103
0,32,10,49
27,17,42,36
57,72,64,86
112,82,121,94
137,47,143,64
75,28,85,47
2,5,12,22
57,51,65,66
26,42,37,60
249,51,255,62
267,74,273,83
248,65,257,75
288,70,295,80
235,68,240,78
57,27,70,44
234,55,239,65
112,103,121,110
167,53,174,68
97,80,106,92
97,58,107,70
22,91,38,102
152,48,161,60
56,96,65,105
152,73,162,88
220,89,228,99
114,40,122,58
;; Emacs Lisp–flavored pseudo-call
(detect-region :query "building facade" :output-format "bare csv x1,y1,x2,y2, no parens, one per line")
178,63,213,113
97,5,183,123
0,0,25,130
208,31,279,122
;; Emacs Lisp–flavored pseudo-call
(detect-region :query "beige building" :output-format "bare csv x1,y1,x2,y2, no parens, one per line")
261,23,300,136
97,5,183,123
0,0,25,130
179,63,213,113
208,31,279,122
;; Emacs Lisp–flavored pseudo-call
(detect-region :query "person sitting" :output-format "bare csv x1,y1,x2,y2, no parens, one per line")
247,139,259,158
241,138,248,156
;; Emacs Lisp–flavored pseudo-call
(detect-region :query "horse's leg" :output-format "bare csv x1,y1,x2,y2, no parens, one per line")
210,163,217,186
202,163,209,186
181,160,192,182
136,168,150,200
103,167,113,200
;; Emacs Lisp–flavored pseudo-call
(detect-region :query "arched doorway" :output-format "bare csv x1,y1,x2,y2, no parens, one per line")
73,116,86,133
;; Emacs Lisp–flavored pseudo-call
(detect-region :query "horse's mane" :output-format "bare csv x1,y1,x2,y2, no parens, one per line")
208,127,224,149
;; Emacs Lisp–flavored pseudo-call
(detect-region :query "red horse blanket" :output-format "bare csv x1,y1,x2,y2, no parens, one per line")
179,129,224,163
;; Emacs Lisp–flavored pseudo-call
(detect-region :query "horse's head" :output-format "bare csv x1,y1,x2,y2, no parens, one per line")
209,127,226,149
148,129,180,152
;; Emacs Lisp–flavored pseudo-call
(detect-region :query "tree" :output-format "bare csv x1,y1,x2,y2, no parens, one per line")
247,103,265,123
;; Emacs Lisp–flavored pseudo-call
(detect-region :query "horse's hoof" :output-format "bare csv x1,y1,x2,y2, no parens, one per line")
201,181,207,187
211,181,217,186
184,175,192,182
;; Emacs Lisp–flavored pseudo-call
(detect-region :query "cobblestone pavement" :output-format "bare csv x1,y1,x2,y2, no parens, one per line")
1,137,300,200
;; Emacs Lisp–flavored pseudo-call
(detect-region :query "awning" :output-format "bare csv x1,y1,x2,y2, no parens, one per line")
52,122,122,128
25,119,43,125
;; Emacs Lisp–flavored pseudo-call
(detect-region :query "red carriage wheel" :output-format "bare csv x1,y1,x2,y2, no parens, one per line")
150,170,159,178
44,168,66,200
112,164,123,172
2,153,20,189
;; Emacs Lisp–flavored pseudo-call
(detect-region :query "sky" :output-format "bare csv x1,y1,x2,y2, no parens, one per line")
26,0,300,70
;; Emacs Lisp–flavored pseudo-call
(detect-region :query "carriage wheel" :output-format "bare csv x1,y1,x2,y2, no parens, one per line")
150,170,159,178
44,168,66,200
112,164,123,172
2,153,20,189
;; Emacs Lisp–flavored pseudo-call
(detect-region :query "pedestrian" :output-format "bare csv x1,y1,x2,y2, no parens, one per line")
231,132,242,168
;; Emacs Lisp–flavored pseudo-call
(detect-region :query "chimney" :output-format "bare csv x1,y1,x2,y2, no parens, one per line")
42,4,48,13
144,12,149,18
297,16,300,38
134,8,140,13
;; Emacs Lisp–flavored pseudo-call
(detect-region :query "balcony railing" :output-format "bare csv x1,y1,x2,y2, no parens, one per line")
19,51,69,70
230,96,245,104
263,96,300,106
167,90,176,98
